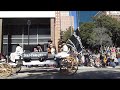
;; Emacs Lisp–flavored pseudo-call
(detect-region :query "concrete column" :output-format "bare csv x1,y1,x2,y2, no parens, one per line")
0,19,2,53
50,18,55,45
54,11,61,52
55,26,60,53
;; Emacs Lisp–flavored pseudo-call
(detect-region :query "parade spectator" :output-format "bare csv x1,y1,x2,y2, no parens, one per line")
106,55,111,66
0,53,6,62
111,46,116,59
50,45,56,55
47,40,53,49
33,47,38,52
103,54,107,67
109,59,116,68
47,47,51,54
100,53,104,61
117,47,120,54
36,44,43,52
84,49,90,66
114,57,119,66
106,47,111,56
47,40,53,54
118,58,120,65
81,54,85,66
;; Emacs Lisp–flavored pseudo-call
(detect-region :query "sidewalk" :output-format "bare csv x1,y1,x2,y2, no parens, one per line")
78,66,96,69
106,66,120,69
78,65,120,69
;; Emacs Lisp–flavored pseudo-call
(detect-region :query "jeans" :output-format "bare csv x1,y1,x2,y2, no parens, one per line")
110,62,116,68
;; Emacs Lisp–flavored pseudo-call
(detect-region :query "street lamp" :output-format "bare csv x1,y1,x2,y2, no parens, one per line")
27,20,31,46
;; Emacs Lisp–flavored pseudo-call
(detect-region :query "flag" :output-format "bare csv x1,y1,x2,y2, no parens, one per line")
66,28,83,53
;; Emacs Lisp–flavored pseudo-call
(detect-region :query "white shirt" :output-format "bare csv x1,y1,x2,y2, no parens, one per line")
62,44,68,52
15,46,23,55
114,57,118,62
51,48,56,55
55,44,69,58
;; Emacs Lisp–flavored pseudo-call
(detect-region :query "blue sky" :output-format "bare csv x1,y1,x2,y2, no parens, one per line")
71,11,98,29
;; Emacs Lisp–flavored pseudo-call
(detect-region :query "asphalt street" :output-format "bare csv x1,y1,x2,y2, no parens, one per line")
1,66,120,79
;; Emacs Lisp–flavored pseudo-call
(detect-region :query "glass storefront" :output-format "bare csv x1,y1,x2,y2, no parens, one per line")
2,18,51,55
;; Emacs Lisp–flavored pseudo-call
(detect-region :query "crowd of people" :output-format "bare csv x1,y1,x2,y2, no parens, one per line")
100,46,120,68
80,46,120,68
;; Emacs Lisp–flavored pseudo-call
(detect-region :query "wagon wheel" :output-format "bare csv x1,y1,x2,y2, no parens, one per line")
60,56,78,75
0,63,12,77
11,67,17,74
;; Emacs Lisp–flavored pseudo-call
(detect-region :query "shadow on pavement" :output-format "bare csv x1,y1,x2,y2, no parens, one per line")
12,69,120,79
19,68,59,74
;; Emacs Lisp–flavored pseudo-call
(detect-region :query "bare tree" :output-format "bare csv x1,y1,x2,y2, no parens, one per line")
91,27,112,53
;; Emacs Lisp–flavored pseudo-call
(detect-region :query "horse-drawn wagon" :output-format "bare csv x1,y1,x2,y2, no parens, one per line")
0,48,79,77
0,29,82,77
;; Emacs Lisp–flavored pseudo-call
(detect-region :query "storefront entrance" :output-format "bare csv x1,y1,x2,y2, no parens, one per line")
2,18,51,55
